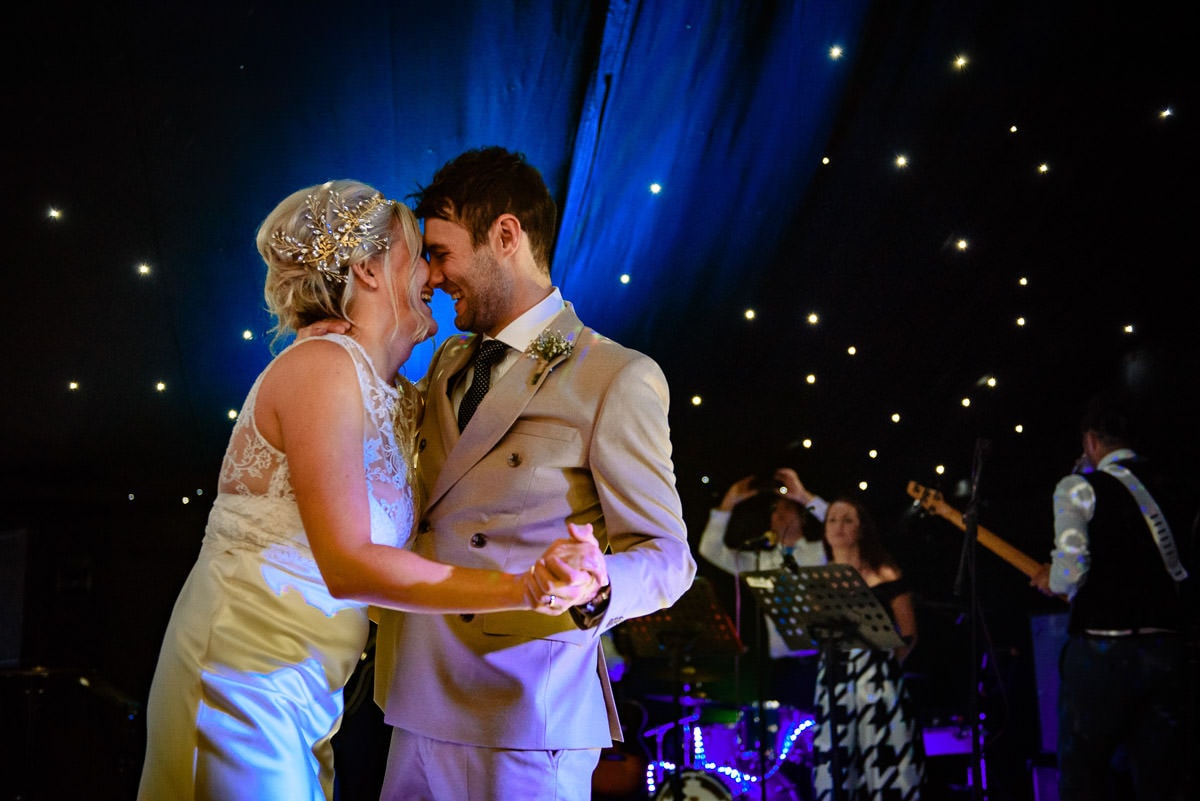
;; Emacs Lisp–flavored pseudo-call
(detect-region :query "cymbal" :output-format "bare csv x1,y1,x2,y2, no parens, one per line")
643,693,732,708
633,660,727,684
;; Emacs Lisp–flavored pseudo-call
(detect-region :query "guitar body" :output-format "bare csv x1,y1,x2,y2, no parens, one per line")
592,745,647,799
592,699,651,799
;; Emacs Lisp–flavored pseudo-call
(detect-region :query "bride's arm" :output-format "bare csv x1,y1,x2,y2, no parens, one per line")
259,340,601,614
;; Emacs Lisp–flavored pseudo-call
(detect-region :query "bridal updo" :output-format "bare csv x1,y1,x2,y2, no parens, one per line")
256,179,423,346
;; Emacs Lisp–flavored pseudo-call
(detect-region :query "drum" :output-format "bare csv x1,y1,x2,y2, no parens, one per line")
690,715,746,769
652,766,801,800
653,769,734,801
724,702,817,767
773,705,816,765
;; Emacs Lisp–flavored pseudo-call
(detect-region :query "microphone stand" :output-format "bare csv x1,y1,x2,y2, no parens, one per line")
735,537,773,801
954,438,988,801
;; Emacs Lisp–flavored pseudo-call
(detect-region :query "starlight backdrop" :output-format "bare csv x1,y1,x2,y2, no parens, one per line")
2,0,1196,789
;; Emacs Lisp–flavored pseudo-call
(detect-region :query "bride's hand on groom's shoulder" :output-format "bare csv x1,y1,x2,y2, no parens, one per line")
296,318,353,340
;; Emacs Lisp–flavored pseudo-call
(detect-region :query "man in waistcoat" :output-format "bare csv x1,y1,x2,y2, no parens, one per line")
1032,392,1196,800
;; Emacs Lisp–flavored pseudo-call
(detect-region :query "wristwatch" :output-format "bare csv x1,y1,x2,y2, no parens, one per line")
569,584,611,629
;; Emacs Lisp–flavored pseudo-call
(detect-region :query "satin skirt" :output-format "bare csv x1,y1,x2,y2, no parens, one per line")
137,538,369,801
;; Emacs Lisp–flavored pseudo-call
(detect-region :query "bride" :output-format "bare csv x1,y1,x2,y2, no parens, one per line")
136,180,604,801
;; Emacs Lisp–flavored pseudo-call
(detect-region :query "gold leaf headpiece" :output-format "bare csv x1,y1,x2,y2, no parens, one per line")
269,189,394,284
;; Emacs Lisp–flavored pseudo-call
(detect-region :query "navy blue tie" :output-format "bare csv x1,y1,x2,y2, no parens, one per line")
457,340,509,430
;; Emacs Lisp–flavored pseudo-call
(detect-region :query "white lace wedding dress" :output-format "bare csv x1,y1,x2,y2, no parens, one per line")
137,334,418,801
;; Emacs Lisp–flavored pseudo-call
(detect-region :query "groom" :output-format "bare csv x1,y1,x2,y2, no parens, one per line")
373,146,695,801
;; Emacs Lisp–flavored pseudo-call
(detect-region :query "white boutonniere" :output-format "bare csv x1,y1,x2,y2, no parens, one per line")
525,330,574,384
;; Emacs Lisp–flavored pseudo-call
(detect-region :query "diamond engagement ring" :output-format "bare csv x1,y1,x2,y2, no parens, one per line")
548,595,557,608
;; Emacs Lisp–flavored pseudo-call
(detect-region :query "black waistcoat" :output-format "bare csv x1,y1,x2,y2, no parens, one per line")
1067,457,1194,635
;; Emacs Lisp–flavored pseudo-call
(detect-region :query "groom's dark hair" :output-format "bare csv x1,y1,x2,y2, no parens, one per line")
411,146,557,275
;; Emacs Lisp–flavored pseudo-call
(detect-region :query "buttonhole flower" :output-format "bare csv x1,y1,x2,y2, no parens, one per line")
525,330,574,384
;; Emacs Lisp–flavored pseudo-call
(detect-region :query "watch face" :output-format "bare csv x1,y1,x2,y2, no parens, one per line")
582,585,611,614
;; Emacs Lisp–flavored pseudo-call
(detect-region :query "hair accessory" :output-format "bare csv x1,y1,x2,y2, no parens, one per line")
270,189,394,283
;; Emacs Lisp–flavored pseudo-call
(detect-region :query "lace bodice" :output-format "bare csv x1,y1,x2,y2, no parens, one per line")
207,334,417,557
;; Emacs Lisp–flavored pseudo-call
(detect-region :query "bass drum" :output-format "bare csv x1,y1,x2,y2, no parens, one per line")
653,769,733,801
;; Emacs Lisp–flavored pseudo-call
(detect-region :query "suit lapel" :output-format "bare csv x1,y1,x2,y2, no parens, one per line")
426,307,586,508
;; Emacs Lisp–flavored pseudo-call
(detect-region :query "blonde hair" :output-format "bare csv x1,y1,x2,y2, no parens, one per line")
257,179,429,350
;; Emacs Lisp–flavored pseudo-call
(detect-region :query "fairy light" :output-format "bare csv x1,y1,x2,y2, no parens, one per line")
31,16,1181,524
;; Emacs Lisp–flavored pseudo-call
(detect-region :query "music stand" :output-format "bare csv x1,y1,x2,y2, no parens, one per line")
742,565,904,801
623,577,745,801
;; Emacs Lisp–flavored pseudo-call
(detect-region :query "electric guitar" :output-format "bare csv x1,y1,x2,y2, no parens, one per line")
591,698,650,799
906,481,1049,582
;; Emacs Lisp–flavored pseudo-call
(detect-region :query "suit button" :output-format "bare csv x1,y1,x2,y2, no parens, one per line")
418,438,427,452
418,520,431,533
506,452,522,467
470,533,488,548
460,614,475,622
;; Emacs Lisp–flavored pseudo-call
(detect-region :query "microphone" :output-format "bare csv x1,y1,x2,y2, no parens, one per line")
738,531,777,551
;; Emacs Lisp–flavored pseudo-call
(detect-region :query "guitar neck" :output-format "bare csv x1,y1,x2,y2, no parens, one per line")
941,509,1042,579
908,484,1043,579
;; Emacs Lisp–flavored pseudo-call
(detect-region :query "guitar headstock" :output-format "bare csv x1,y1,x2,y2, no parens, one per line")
906,480,945,512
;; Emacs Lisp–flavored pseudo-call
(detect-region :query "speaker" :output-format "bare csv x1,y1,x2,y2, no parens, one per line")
0,528,27,668
1030,612,1068,753
0,667,144,801
1029,612,1067,801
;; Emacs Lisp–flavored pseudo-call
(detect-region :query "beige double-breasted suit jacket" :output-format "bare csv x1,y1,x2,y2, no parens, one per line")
373,303,695,749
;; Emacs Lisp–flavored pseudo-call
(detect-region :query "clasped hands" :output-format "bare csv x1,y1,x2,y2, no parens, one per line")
525,523,609,616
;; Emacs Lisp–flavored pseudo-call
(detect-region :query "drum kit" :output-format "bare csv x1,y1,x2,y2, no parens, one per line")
642,695,815,801
613,576,836,800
